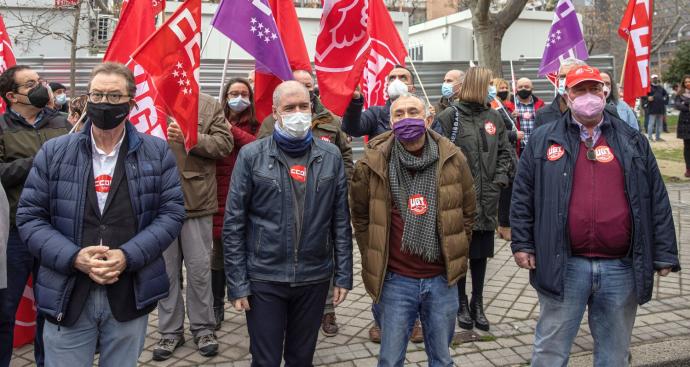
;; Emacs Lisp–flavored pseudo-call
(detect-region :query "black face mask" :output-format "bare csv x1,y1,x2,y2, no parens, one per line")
497,91,509,101
17,84,50,109
87,102,130,130
517,89,532,99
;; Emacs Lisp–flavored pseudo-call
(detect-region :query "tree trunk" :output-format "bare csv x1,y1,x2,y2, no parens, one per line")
473,19,505,77
69,0,82,98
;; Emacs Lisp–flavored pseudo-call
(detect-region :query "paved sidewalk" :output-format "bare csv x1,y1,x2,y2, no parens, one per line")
11,184,690,367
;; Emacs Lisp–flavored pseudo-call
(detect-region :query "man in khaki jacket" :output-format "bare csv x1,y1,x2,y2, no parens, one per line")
350,93,476,366
154,93,233,361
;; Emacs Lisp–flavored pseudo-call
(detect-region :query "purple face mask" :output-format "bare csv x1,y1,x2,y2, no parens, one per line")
569,93,605,119
393,117,426,142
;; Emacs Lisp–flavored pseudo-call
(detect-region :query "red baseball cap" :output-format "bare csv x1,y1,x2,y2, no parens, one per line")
565,66,604,88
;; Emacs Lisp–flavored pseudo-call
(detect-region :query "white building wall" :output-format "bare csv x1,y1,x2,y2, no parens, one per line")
409,10,564,62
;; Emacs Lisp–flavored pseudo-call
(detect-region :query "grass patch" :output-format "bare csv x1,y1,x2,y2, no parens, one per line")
640,115,679,132
652,148,684,162
478,335,497,342
662,174,683,183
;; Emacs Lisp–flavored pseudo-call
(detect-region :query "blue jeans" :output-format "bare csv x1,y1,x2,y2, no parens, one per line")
377,272,458,367
647,114,663,140
532,256,637,367
42,286,148,367
0,229,44,367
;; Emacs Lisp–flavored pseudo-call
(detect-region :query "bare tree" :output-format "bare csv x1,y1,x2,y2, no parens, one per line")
463,0,529,76
2,0,93,97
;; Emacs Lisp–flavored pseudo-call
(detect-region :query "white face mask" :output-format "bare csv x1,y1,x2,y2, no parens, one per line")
280,112,311,138
387,79,408,100
603,85,611,98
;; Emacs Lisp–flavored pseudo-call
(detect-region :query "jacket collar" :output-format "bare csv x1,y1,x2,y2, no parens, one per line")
79,120,142,155
362,130,458,179
267,134,323,162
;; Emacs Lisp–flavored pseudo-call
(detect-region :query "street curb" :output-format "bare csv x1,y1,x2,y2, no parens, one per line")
568,337,690,367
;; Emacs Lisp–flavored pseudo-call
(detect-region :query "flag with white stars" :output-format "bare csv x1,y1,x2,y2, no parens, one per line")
211,0,292,81
0,15,16,114
538,0,588,76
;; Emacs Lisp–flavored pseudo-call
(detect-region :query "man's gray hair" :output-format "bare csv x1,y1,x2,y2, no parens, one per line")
389,93,430,117
560,57,587,68
272,80,309,107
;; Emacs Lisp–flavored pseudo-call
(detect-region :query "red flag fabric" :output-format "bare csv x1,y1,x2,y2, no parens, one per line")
13,276,36,348
315,0,371,116
104,0,168,139
254,0,310,122
152,0,165,15
360,0,407,108
132,0,200,151
618,0,653,107
0,14,17,114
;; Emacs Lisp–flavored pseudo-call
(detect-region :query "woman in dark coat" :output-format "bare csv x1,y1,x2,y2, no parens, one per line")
675,75,690,177
211,77,259,329
434,67,513,332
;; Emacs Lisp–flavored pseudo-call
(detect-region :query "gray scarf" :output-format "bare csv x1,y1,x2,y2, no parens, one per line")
389,133,441,262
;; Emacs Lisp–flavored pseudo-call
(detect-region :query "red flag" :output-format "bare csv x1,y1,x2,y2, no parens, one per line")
152,0,165,15
13,276,36,348
104,0,168,139
132,0,200,151
618,0,653,107
0,14,17,114
315,0,371,116
254,0,310,122
360,0,407,108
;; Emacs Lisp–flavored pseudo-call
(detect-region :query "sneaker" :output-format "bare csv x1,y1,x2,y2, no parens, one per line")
321,312,339,337
369,325,381,343
657,137,666,142
152,336,185,361
410,319,424,343
196,333,219,357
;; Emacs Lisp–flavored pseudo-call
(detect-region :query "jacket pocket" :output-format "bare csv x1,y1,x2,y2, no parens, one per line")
254,226,264,256
316,176,335,193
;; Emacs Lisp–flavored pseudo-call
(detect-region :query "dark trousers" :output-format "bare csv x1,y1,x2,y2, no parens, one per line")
684,140,690,170
498,182,513,227
246,281,329,367
0,229,44,367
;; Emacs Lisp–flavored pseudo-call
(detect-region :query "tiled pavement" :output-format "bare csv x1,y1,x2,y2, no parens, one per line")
11,184,690,366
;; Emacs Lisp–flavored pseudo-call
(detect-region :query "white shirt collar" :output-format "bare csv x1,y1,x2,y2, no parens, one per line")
90,126,126,157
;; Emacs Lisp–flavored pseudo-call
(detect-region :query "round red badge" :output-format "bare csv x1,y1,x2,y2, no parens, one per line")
594,146,614,163
94,174,112,193
320,136,331,143
408,194,428,216
484,121,496,135
547,144,565,161
289,165,307,183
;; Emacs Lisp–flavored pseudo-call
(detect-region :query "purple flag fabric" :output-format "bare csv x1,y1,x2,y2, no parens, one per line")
538,0,589,76
212,0,292,81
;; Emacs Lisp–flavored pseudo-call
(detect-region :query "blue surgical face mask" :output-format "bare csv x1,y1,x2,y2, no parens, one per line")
55,94,67,106
441,82,455,98
558,78,566,95
227,96,251,112
488,85,497,100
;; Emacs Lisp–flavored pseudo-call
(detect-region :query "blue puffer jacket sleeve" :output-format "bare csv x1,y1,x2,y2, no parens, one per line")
120,142,185,272
331,154,353,290
223,146,253,300
509,137,536,255
17,142,81,275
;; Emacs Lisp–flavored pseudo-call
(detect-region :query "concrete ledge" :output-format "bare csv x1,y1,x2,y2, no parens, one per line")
568,338,690,367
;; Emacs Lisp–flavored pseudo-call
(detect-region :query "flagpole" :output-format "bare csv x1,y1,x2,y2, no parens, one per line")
218,39,233,101
619,38,630,87
406,56,431,106
200,27,214,58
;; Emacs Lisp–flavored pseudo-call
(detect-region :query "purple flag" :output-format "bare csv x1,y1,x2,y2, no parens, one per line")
538,0,589,76
212,0,292,81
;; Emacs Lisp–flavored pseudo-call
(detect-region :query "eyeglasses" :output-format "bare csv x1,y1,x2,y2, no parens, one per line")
87,92,130,104
228,91,250,98
585,137,596,161
16,79,46,90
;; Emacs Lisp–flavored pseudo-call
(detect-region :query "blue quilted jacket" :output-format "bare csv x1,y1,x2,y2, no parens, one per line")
16,121,185,321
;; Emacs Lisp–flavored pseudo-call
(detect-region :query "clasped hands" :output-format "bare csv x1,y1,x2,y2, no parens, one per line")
74,245,127,285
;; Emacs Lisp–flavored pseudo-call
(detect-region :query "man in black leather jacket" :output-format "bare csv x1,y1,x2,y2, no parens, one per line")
223,81,353,366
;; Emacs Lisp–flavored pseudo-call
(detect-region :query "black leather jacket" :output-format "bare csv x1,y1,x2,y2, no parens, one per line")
223,136,353,300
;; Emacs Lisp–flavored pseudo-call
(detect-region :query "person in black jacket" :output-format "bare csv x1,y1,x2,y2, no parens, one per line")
675,75,690,176
511,66,679,367
646,74,669,141
223,81,353,366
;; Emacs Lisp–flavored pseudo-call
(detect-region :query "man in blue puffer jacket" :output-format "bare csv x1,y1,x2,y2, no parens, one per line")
15,62,185,366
